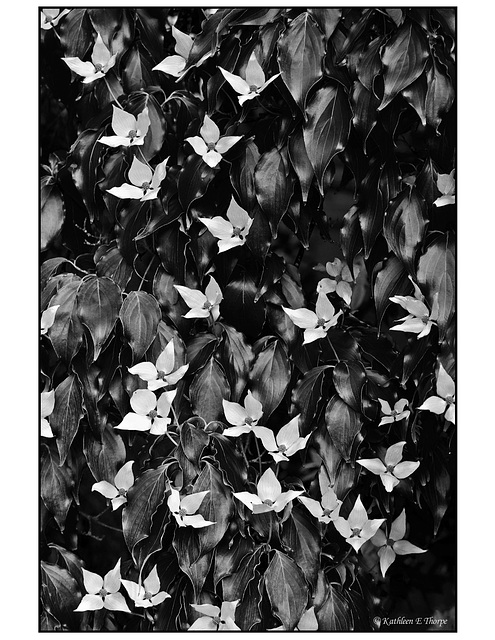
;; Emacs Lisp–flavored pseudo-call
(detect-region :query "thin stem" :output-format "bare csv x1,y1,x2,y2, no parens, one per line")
79,511,123,533
327,336,341,363
253,434,263,477
136,258,155,292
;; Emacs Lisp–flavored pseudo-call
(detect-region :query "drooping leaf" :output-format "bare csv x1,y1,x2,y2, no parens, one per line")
119,291,161,364
425,58,455,131
50,374,84,466
340,205,364,275
213,534,255,588
281,508,321,589
264,551,308,631
402,71,427,126
178,154,219,213
277,12,325,112
356,36,383,93
122,465,170,560
316,581,353,630
41,177,65,251
325,395,363,461
222,546,265,601
49,278,84,364
187,333,219,376
373,256,413,330
230,139,260,212
219,324,254,402
77,275,122,362
303,83,352,195
288,129,314,203
383,186,427,275
308,8,342,41
333,360,366,412
179,421,209,467
321,330,361,364
59,8,93,58
210,433,249,492
190,357,230,423
83,425,126,483
351,81,380,144
379,20,429,110
40,444,74,531
249,338,290,421
254,147,294,237
94,242,133,290
40,561,81,630
291,365,333,435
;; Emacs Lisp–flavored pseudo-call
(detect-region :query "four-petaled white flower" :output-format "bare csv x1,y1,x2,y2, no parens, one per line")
41,305,60,335
233,467,304,514
128,339,189,391
107,157,168,201
389,288,439,339
75,559,130,612
434,169,455,207
185,115,242,168
199,198,252,253
316,258,355,305
167,487,216,528
41,390,55,438
299,487,342,524
371,509,426,577
122,566,170,608
378,399,410,426
98,106,150,148
418,363,455,424
41,9,70,30
174,277,223,321
92,461,135,510
153,26,194,78
334,495,385,552
189,601,240,631
283,293,343,345
357,442,419,492
261,415,310,463
219,53,280,106
115,389,177,435
222,392,276,450
63,33,116,84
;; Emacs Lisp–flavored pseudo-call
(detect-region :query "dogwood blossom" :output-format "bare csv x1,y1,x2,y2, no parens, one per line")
189,601,240,631
299,487,342,524
185,115,242,168
371,510,426,576
283,293,343,345
315,258,354,305
122,566,170,608
167,488,215,528
153,26,194,78
92,461,135,510
115,389,176,435
233,468,304,514
128,339,189,391
107,157,168,201
389,288,439,339
98,106,150,148
221,392,277,450
378,399,410,426
418,363,455,424
434,169,455,207
261,415,310,463
334,495,385,552
41,9,70,30
41,305,60,335
63,33,116,84
357,442,419,492
75,560,130,612
219,53,280,105
41,390,55,438
198,198,252,253
174,277,223,321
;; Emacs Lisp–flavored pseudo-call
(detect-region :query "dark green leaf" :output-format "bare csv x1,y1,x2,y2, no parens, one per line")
178,154,219,213
356,36,383,93
230,140,261,212
59,8,93,58
94,242,133,290
41,178,65,251
373,256,413,330
219,324,254,402
179,421,209,467
281,508,321,589
213,534,255,588
325,395,363,461
210,433,249,492
40,561,81,630
49,278,84,363
222,546,265,601
292,365,333,435
402,72,427,126
351,81,380,144
187,333,219,375
425,58,455,131
119,291,161,364
288,129,314,203
265,551,308,631
249,338,290,422
40,444,74,531
124,92,168,161
333,360,366,412
51,374,84,466
83,425,126,483
190,357,230,423
316,581,353,630
254,147,293,237
308,8,342,41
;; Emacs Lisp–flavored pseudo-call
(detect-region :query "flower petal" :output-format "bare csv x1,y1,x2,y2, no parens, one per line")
92,481,118,500
316,292,336,321
151,591,170,606
182,514,216,528
257,467,281,502
149,416,171,435
143,566,161,595
378,545,396,577
98,135,132,148
130,389,157,415
348,495,368,529
259,73,281,93
200,114,220,144
222,400,248,426
205,276,223,305
111,496,127,510
445,403,455,424
393,461,420,479
115,412,151,432
434,194,456,207
199,216,233,240
107,184,144,200
384,441,406,467
41,390,56,418
151,158,169,190
92,34,111,67
104,559,122,593
62,57,96,78
167,487,181,512
215,135,243,154
251,426,278,452
183,308,210,319
218,238,245,253
389,509,406,541
75,594,104,612
136,108,151,139
360,518,386,541
165,364,189,385
232,491,262,510
282,307,317,329
156,340,175,375
104,592,131,613
325,258,343,278
172,26,194,59
122,579,143,603
181,490,209,514
333,516,352,539
273,490,304,512
321,488,341,514
276,415,300,448
336,281,353,305
371,527,387,547
128,362,158,381
189,617,218,631
378,399,392,415
114,461,134,491
221,601,239,621
285,435,310,458
394,540,426,555
223,426,252,437
41,418,54,438
244,391,263,421
202,150,223,168
298,607,319,631
418,396,447,415
303,327,327,344
174,285,207,309
111,106,136,137
380,473,400,492
186,136,208,156
153,55,186,77
128,156,152,187
238,92,258,105
82,568,103,594
317,278,336,295
298,496,323,519
436,363,455,398
357,458,386,476
157,389,177,417
41,306,60,334
191,603,220,617
218,67,251,95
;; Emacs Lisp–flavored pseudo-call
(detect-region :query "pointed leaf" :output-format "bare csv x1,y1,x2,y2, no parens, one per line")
50,375,84,465
219,324,254,402
190,357,230,423
41,444,74,531
325,395,363,461
373,256,413,330
425,59,455,131
49,278,84,363
119,291,161,363
41,562,81,630
178,154,219,212
288,129,314,203
265,551,308,631
254,147,293,237
249,338,290,421
281,508,321,589
230,139,260,212
292,365,333,435
333,360,366,412
308,8,342,41
83,425,126,483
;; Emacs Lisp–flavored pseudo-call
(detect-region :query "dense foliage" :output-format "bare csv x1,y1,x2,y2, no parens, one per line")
40,7,456,631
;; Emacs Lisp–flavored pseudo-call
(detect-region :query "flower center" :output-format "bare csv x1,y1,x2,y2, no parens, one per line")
245,416,255,426
141,181,151,194
207,142,216,151
386,464,395,474
231,226,243,238
93,63,104,72
148,409,158,421
98,588,108,598
249,84,259,92
391,409,398,418
118,487,127,497
144,590,153,600
350,527,362,538
128,129,138,140
278,444,287,453
421,314,430,324
263,499,274,507
445,395,454,405
316,317,326,327
178,507,188,517
202,300,212,310
322,508,333,517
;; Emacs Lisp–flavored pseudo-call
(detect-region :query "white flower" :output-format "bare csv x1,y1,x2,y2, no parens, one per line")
233,468,304,514
433,169,455,207
128,339,189,391
261,415,310,463
122,566,170,608
333,495,385,552
92,461,135,510
378,399,410,426
185,115,242,168
298,487,342,524
107,157,168,201
189,601,240,631
199,198,252,253
41,390,55,438
389,286,439,339
283,293,342,344
75,560,130,612
219,53,280,106
115,389,177,435
316,258,355,305
63,33,116,84
98,106,150,148
174,277,223,321
41,305,60,335
221,392,276,450
153,26,194,78
357,442,419,492
41,9,70,30
418,363,455,424
371,509,426,576
167,488,216,528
